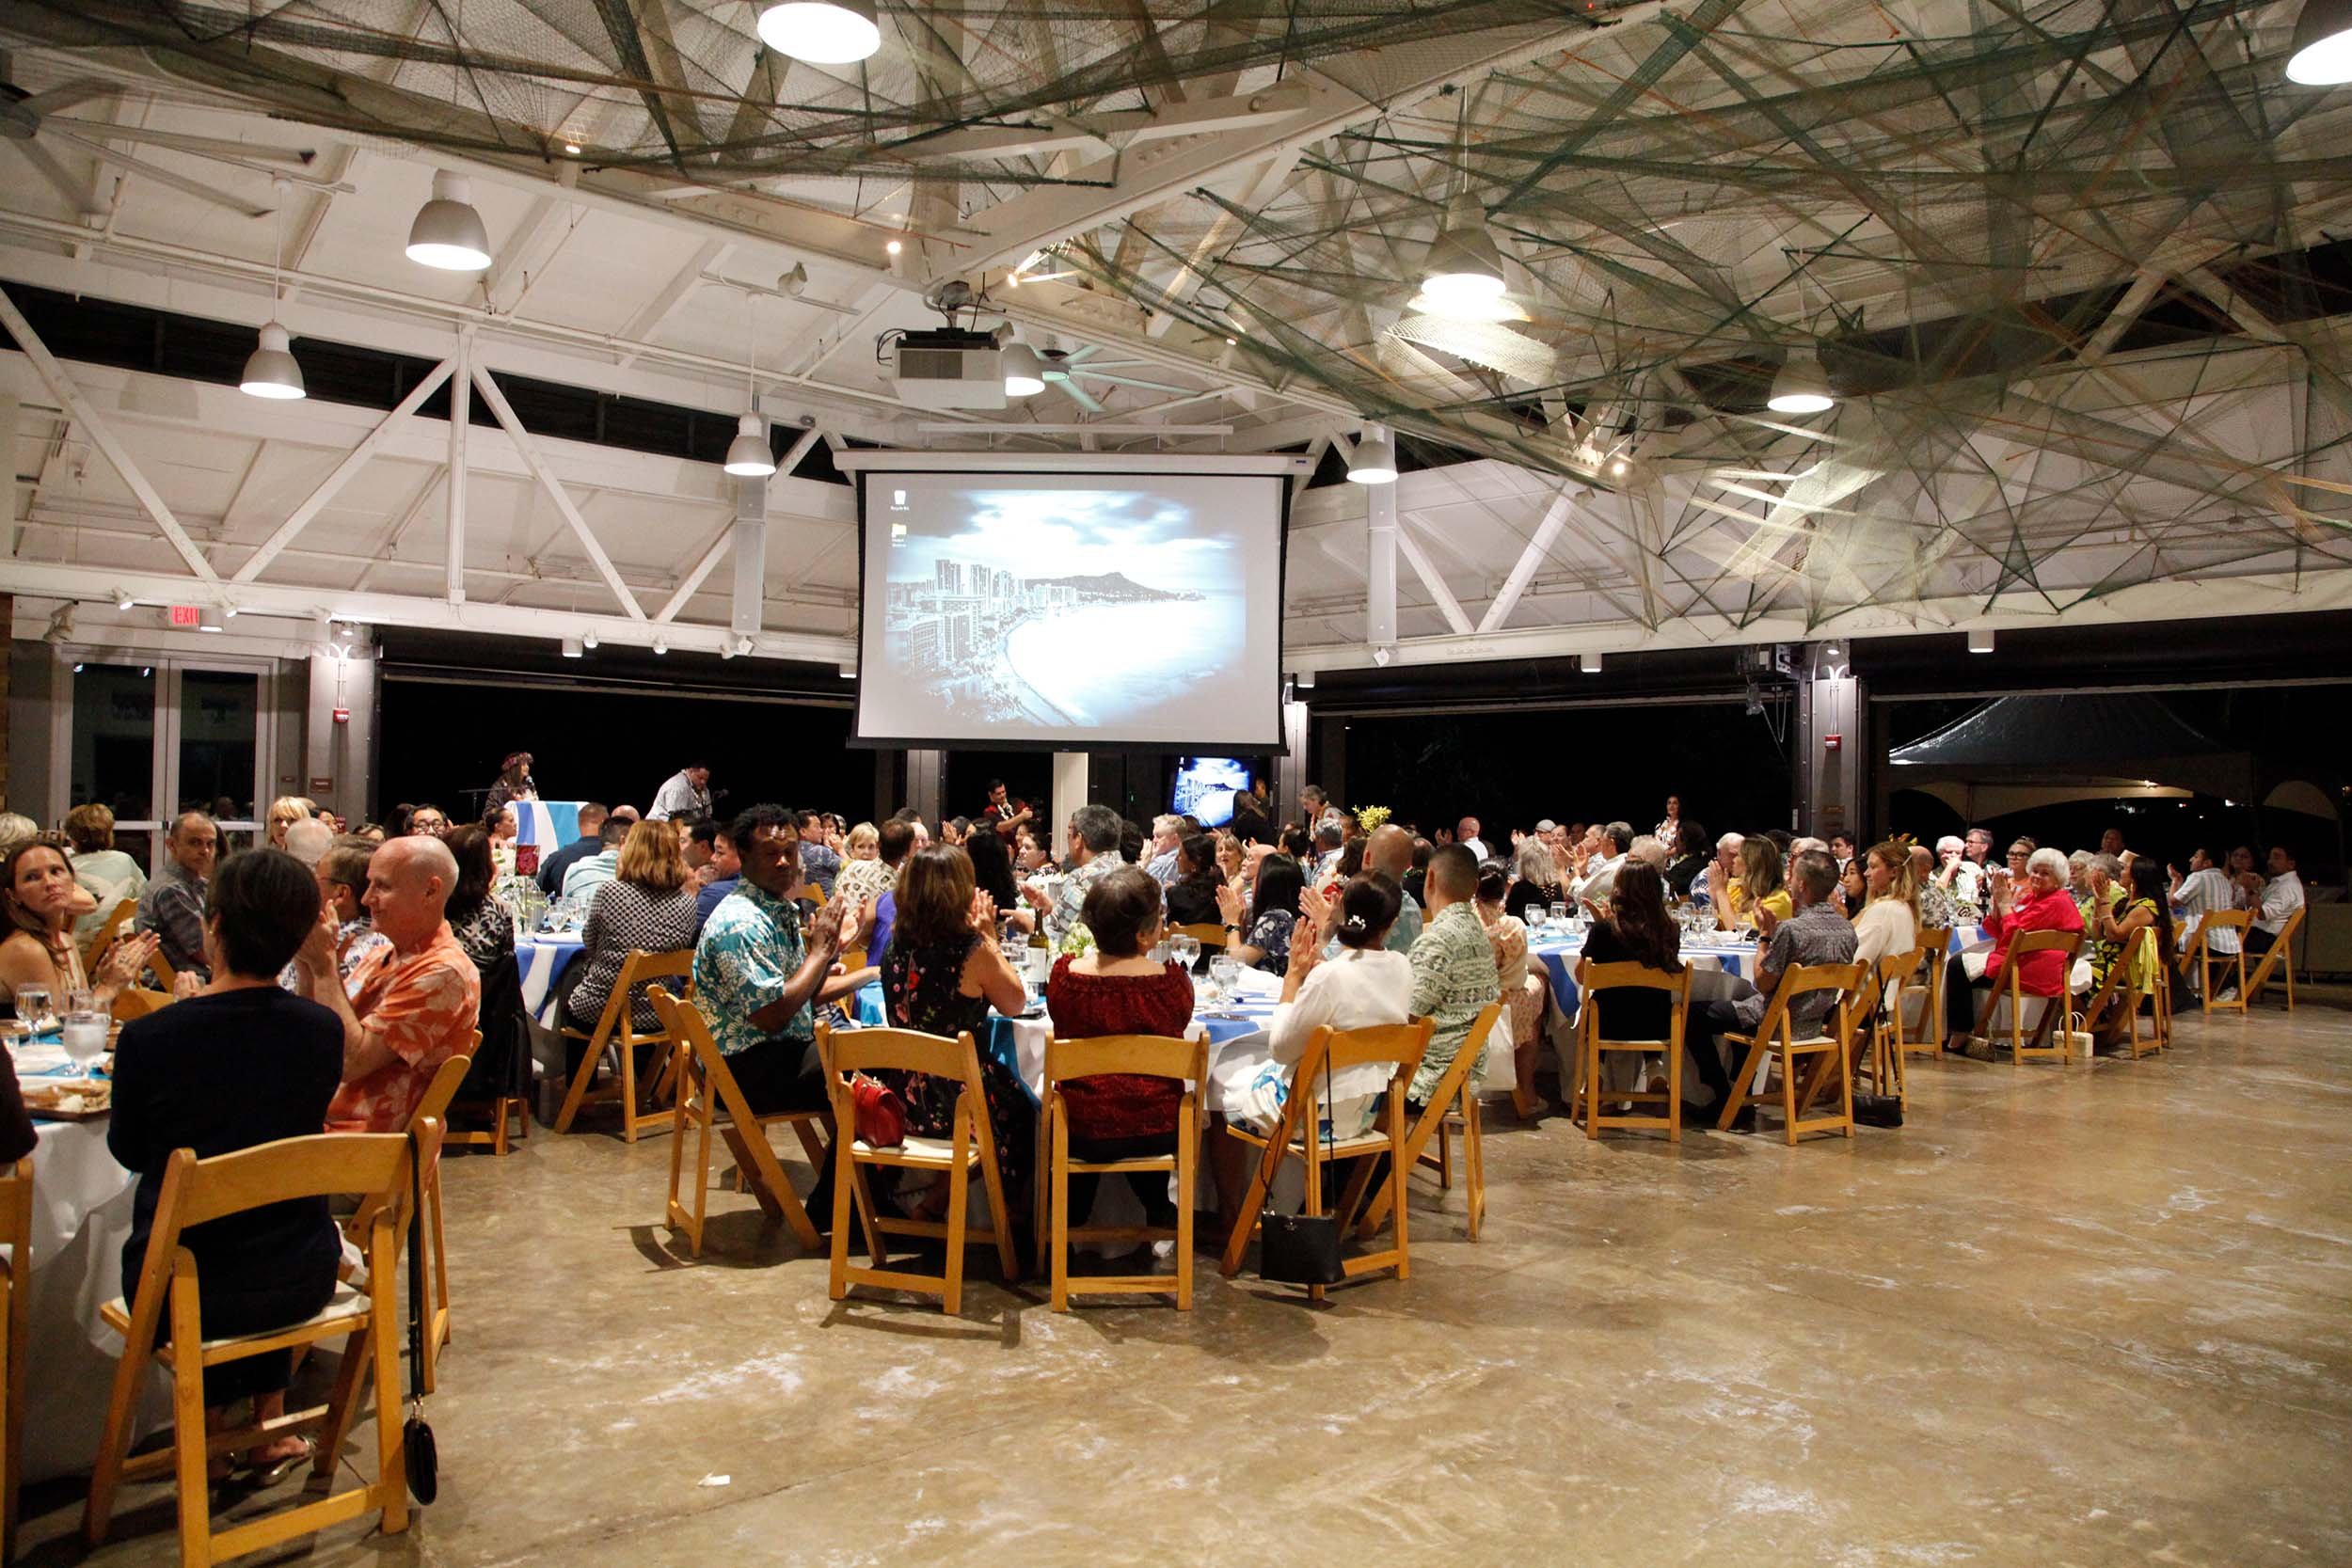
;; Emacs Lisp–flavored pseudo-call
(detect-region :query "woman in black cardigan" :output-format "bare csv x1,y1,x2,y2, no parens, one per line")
109,847,344,1484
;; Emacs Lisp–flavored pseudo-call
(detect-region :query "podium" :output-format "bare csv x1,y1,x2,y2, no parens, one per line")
510,800,587,852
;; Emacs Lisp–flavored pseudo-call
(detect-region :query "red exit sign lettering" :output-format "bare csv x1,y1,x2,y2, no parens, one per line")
167,604,201,627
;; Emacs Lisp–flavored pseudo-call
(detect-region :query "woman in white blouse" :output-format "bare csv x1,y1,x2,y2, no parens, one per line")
1851,838,1922,974
1210,872,1412,1235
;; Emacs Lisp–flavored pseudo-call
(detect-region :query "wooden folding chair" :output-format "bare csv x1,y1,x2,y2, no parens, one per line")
2183,911,2250,1016
1170,922,1228,951
1856,951,1921,1102
1971,929,2085,1064
818,1023,1018,1316
82,897,138,972
85,1125,437,1567
1570,962,1690,1143
145,947,178,995
1355,1003,1502,1241
554,948,692,1141
1899,926,1950,1055
2244,908,2304,1011
2129,934,2173,1058
2074,927,2145,1057
1218,1019,1431,1304
340,1042,473,1397
1720,962,1867,1145
1038,1034,1205,1311
647,987,830,1259
1,1156,30,1566
111,987,172,1022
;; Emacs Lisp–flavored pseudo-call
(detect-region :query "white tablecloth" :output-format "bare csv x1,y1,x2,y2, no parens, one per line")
18,1045,170,1483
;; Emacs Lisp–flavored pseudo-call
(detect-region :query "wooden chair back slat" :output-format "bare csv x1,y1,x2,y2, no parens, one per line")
1044,1034,1205,1087
824,1025,980,1082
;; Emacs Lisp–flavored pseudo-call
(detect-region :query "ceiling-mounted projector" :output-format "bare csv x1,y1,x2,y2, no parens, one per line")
888,328,1006,409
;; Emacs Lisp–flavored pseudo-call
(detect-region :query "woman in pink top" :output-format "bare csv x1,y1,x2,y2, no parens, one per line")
1943,846,2083,1046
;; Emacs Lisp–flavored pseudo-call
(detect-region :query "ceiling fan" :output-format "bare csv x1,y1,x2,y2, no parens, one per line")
2,54,320,220
1035,344,1200,414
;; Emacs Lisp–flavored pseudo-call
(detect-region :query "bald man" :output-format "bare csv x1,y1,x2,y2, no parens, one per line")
298,834,482,1132
1366,823,1425,952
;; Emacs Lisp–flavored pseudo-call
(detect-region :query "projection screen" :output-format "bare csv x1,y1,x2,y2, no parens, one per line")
852,467,1288,750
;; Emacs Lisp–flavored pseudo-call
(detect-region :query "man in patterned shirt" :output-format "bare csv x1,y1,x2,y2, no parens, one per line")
693,803,861,1118
1406,845,1502,1106
1021,802,1124,948
136,811,218,984
302,834,481,1132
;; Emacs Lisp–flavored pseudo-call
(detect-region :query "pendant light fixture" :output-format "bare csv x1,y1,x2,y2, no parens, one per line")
1347,424,1398,484
406,170,492,272
1001,341,1045,398
2287,0,2352,82
1419,194,1507,312
755,0,882,65
1766,349,1835,415
723,289,777,476
241,192,305,401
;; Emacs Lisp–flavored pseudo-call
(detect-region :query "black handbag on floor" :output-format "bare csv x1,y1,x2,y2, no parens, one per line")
1258,1034,1347,1288
1851,1092,1903,1129
403,1129,438,1505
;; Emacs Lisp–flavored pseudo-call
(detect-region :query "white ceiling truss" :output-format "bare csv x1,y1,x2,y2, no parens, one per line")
1,0,2348,674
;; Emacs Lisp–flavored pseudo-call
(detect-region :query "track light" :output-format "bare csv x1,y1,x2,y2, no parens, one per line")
1767,350,1835,415
838,661,857,679
780,262,808,296
1420,196,1507,312
1372,644,1392,668
724,413,777,476
1001,341,1046,398
1346,427,1397,484
406,171,492,272
581,631,598,650
2288,0,2352,82
653,638,667,656
198,609,225,633
43,606,72,646
241,322,306,400
1968,629,1995,654
755,0,881,64
115,590,135,610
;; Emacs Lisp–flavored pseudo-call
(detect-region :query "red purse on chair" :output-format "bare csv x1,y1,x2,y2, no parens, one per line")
848,1072,906,1148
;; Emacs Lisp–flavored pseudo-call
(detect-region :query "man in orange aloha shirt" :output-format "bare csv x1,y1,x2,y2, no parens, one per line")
297,833,480,1132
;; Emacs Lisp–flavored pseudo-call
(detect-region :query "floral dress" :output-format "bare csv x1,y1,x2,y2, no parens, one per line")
878,934,1033,1207
1245,909,1297,974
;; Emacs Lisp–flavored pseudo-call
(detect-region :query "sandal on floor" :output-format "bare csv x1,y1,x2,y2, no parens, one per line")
244,1437,317,1488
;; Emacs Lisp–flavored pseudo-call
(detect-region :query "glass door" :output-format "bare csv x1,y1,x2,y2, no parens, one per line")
57,653,275,869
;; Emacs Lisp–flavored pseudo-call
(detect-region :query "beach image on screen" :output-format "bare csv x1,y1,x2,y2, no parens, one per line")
859,473,1283,747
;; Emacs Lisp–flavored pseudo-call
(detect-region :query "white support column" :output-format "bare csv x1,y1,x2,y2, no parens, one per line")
729,472,765,638
447,327,470,605
1365,440,1397,652
1052,752,1089,847
0,282,219,584
232,358,455,583
469,363,646,620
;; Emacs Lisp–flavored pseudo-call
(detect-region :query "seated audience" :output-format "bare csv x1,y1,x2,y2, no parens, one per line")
2086,856,2170,1043
64,802,148,942
1144,815,1184,886
301,834,482,1132
1943,846,2084,1056
1045,865,1197,1235
1575,821,1632,906
536,802,611,895
877,845,1033,1220
2243,846,2305,959
406,803,451,836
1576,860,1684,1101
110,847,342,1482
1827,832,1856,876
1911,843,1963,930
1214,832,1248,895
3,835,158,1016
865,816,925,960
1366,824,1423,952
440,825,516,974
832,822,890,912
1408,845,1505,1109
283,817,335,871
560,814,630,903
1024,804,1125,950
1690,850,1856,1127
137,811,221,983
563,818,698,1037
1217,851,1307,974
1311,822,1344,880
1663,820,1709,898
1471,859,1542,1112
794,808,842,895
692,804,861,1121
315,837,391,980
1689,832,1741,914
691,825,744,932
2168,847,2239,962
1164,832,1226,929
265,796,311,851
1211,873,1408,1222
964,824,1034,937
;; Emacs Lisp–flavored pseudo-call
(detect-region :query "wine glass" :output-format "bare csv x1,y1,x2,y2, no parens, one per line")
1549,901,1569,931
62,1006,109,1073
1169,933,1199,973
15,984,53,1035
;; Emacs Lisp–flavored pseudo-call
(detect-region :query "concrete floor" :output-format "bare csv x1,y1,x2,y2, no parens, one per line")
20,998,2352,1568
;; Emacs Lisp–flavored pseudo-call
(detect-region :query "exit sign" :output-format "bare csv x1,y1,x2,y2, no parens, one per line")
167,604,201,627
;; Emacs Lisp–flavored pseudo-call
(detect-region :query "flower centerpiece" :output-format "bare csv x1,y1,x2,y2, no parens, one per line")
1355,805,1391,833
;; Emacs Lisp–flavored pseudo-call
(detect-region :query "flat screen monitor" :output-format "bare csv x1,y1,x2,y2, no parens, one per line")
854,469,1286,750
1171,756,1251,828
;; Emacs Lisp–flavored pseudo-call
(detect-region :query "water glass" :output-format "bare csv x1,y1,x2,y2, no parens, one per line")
1210,954,1241,1003
15,984,52,1035
63,1007,109,1072
1549,902,1569,929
